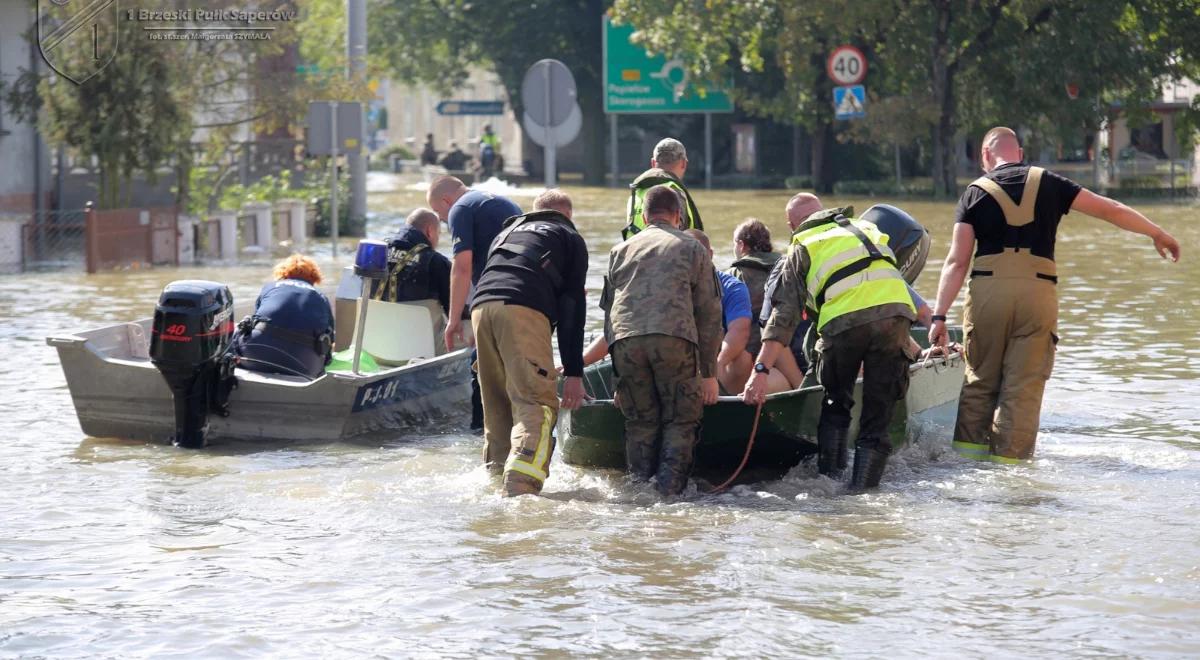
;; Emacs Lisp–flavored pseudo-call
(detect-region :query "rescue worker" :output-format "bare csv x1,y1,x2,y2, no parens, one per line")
234,254,335,379
471,189,589,496
427,175,523,431
624,138,702,238
373,208,452,355
743,205,917,492
478,124,500,179
758,193,826,373
602,185,723,495
930,126,1181,463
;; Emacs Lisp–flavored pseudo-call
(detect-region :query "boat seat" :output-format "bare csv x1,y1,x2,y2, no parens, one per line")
360,300,437,366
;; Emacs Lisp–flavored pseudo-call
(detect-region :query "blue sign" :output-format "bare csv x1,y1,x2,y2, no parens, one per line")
436,100,505,116
833,85,866,120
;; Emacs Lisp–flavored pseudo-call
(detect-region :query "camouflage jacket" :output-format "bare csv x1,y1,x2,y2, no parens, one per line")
601,223,723,377
724,250,782,355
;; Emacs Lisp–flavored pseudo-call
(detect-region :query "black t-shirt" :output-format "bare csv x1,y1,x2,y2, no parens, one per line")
955,163,1082,261
472,212,589,377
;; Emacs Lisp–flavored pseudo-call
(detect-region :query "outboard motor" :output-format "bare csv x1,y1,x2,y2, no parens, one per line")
149,280,236,448
859,204,931,284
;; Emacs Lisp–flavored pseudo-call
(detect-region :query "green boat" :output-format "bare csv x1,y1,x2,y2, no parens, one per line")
559,327,964,478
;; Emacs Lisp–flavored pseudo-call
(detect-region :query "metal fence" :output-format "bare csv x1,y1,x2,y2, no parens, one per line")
18,210,89,271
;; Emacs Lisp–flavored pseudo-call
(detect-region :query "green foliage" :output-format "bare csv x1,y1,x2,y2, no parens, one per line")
370,144,416,170
785,176,813,190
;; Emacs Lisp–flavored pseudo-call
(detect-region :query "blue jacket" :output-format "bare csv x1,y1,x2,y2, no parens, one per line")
236,278,335,378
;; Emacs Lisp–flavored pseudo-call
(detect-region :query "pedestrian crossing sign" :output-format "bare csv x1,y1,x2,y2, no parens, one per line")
834,85,866,120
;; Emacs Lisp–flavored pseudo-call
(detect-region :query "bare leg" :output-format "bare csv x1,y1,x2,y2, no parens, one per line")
774,349,805,389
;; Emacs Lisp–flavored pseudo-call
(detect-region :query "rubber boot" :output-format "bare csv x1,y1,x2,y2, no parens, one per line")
502,471,542,497
848,444,890,493
816,419,849,478
470,371,484,433
655,424,699,496
625,423,659,482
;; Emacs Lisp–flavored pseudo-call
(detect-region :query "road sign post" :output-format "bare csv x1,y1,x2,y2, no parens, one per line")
308,101,364,257
522,59,577,188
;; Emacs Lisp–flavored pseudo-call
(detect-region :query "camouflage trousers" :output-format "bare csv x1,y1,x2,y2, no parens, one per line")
471,302,559,496
611,334,703,496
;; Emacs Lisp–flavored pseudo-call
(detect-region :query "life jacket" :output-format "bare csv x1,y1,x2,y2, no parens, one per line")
373,227,437,303
487,209,574,291
966,166,1058,284
624,168,702,239
792,208,914,333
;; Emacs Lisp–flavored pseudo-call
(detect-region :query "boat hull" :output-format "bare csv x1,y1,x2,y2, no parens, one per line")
48,319,472,445
559,328,965,472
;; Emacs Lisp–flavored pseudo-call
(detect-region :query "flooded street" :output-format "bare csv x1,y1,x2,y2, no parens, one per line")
2,184,1198,656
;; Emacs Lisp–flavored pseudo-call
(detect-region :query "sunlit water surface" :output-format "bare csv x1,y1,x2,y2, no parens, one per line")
2,182,1198,656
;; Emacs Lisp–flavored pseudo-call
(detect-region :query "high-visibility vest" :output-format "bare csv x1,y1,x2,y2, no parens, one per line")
624,171,702,238
793,214,914,332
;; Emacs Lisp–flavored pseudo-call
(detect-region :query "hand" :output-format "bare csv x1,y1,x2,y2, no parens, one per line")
444,320,464,351
741,371,769,406
560,376,587,411
701,377,719,405
928,320,948,349
1153,230,1181,263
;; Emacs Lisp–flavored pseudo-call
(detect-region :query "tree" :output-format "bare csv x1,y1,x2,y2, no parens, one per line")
369,0,611,185
611,0,901,192
4,0,317,209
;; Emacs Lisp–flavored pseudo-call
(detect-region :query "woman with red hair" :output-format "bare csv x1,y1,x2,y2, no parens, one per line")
233,254,335,378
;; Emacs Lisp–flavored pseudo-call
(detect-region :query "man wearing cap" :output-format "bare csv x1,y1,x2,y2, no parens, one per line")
624,138,703,239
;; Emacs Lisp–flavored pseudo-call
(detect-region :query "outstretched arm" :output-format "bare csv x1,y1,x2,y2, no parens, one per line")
930,222,975,348
1071,189,1181,262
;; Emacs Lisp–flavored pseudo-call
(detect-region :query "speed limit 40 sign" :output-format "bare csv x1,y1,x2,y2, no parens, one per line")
827,45,867,86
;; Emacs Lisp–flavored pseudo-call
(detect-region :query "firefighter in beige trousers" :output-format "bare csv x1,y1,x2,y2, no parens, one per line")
931,127,1180,462
470,190,589,496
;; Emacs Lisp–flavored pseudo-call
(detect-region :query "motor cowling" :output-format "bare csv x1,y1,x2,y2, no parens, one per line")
150,280,235,448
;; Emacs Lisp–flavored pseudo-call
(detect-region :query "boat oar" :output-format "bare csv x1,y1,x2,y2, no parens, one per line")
705,400,764,494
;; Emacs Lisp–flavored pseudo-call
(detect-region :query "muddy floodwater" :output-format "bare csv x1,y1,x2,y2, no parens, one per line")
2,183,1198,656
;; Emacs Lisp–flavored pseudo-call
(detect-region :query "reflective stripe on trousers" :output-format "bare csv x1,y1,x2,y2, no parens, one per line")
505,404,554,482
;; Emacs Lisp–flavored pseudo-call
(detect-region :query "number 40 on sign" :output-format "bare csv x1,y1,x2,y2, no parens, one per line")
827,45,867,86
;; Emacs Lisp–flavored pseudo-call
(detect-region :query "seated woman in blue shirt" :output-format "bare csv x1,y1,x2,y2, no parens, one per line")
233,254,335,379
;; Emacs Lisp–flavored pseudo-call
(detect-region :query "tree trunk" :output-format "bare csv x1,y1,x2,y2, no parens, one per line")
929,1,957,198
810,120,833,193
578,83,606,185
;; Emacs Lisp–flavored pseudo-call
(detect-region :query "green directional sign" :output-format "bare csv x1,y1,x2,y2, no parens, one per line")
603,16,733,114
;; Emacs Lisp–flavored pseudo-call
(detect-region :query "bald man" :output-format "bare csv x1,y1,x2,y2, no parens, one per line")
427,175,522,431
931,126,1181,464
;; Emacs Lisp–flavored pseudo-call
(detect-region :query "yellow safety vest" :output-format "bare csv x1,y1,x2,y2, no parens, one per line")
793,215,914,332
624,172,702,238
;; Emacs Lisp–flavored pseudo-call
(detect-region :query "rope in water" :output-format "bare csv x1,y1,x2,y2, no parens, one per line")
706,400,764,494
